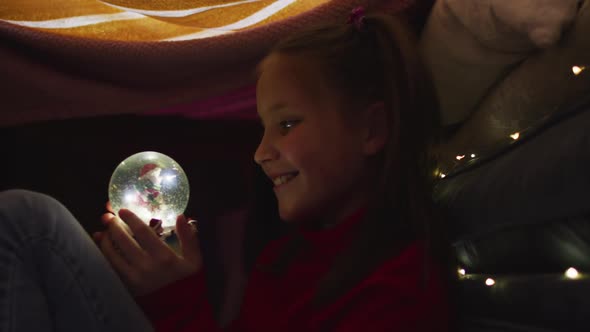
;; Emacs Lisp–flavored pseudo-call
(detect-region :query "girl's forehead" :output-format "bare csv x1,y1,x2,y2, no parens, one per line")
258,53,335,101
260,54,323,85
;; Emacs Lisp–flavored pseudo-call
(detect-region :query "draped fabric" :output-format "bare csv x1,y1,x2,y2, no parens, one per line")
0,0,424,126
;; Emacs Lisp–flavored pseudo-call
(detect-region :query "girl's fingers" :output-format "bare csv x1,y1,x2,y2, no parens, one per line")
118,209,166,255
92,231,104,243
106,217,146,264
176,215,202,266
100,232,136,280
101,212,115,225
103,212,134,236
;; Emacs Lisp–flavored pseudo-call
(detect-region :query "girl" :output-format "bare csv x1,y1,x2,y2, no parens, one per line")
0,6,450,332
98,5,451,331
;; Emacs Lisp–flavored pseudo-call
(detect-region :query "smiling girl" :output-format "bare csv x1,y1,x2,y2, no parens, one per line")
0,5,450,332
118,5,450,331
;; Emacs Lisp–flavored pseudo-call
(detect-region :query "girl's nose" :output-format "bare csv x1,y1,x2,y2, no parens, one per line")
254,133,279,165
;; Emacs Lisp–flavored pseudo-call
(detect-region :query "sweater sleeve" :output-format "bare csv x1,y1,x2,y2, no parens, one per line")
135,270,223,332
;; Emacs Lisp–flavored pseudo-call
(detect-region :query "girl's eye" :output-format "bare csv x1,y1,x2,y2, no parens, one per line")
279,120,300,133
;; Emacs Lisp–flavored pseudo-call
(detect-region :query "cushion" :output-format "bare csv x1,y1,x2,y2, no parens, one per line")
420,0,580,125
432,0,590,164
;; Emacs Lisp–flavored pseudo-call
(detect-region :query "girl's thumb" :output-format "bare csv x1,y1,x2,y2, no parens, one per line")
175,215,202,265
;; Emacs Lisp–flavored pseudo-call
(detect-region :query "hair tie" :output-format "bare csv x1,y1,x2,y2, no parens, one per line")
347,6,366,30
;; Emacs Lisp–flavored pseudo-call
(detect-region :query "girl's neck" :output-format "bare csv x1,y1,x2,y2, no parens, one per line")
300,169,373,230
300,198,368,231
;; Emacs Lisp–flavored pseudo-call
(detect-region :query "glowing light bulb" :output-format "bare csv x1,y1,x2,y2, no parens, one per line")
458,268,466,276
470,154,476,158
164,174,177,183
124,191,136,203
440,173,446,179
510,132,520,140
456,155,465,160
485,278,495,286
572,66,585,75
565,267,579,279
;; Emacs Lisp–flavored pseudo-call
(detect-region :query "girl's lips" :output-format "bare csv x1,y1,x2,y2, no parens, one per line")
273,172,299,190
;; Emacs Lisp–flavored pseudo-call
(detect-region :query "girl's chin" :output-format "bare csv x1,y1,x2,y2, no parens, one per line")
278,209,296,223
278,204,301,223
278,204,318,224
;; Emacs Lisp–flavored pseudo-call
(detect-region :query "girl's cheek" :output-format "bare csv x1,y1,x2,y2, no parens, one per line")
280,133,303,156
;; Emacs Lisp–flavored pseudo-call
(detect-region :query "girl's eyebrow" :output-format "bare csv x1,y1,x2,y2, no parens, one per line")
258,103,289,127
269,103,288,113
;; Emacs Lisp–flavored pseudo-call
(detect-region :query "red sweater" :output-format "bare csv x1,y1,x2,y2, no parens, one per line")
137,209,449,331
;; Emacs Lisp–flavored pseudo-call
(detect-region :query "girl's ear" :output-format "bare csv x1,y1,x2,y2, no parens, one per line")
362,102,388,156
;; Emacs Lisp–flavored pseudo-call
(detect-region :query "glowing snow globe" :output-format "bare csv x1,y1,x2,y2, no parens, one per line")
108,151,189,237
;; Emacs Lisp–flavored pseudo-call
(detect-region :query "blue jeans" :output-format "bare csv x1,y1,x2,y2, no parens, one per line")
0,190,153,332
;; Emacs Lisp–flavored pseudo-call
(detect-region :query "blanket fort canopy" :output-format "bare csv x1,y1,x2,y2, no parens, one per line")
0,0,421,126
0,0,328,41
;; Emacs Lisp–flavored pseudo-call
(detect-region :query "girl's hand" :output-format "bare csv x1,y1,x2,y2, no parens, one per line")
93,208,202,296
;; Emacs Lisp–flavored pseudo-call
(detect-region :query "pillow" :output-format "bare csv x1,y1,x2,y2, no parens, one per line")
420,0,580,125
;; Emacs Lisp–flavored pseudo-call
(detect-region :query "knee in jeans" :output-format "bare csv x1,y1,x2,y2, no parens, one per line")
0,189,62,210
1,189,46,200
0,189,70,236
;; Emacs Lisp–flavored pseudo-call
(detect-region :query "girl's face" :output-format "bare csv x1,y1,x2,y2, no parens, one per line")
254,53,375,225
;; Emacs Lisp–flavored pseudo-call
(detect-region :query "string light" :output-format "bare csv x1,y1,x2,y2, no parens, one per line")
440,62,589,173
439,62,589,180
572,66,586,75
565,267,579,279
458,268,466,276
440,64,590,176
440,125,529,177
441,132,519,177
485,278,495,286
